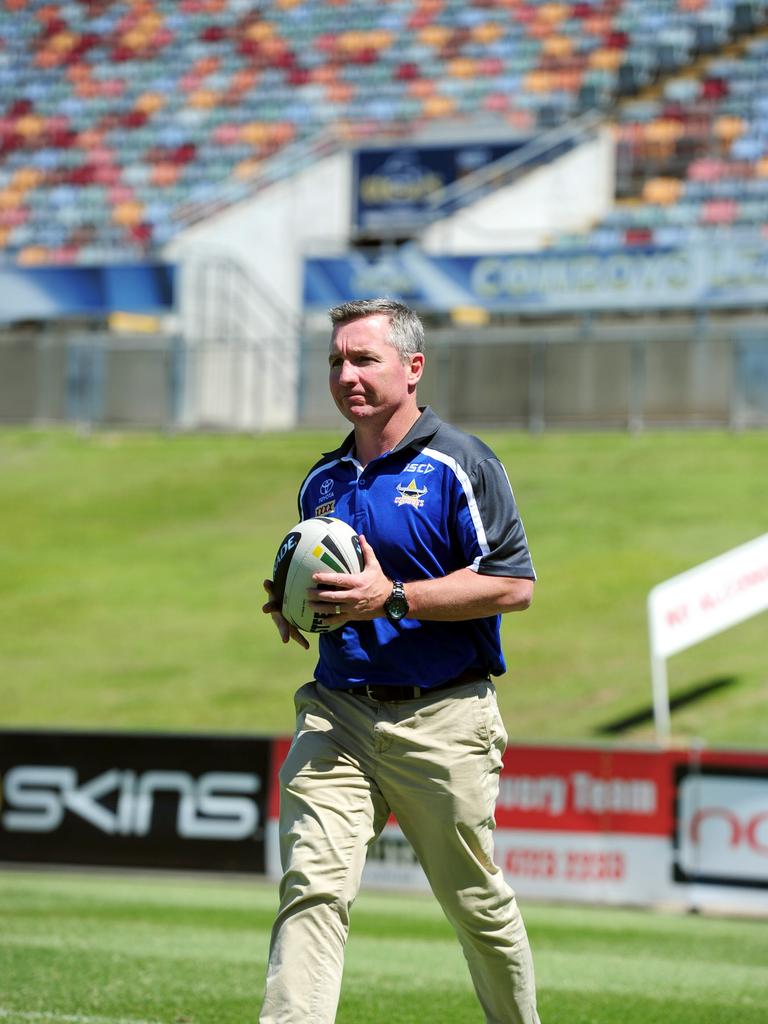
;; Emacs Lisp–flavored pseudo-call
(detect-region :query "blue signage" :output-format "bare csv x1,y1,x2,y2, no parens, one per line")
0,262,175,323
304,241,768,314
353,142,526,232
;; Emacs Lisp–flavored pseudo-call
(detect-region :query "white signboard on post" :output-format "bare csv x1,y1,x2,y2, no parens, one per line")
648,533,768,743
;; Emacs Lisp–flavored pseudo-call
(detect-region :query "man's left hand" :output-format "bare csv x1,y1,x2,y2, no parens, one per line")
310,534,391,621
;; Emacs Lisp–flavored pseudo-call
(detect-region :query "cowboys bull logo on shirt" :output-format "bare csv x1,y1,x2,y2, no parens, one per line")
395,478,427,508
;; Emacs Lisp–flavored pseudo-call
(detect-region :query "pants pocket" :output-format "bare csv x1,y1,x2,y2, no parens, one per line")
293,680,316,714
476,686,508,758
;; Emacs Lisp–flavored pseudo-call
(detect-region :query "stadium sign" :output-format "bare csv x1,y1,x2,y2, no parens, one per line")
303,239,768,313
675,769,768,887
353,142,526,233
4,731,768,911
2,766,259,840
0,730,270,872
489,746,676,905
648,533,768,742
0,263,175,324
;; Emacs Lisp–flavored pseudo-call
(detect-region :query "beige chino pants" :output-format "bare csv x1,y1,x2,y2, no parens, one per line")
259,679,541,1024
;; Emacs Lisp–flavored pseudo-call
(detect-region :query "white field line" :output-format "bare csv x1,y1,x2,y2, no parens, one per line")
0,1009,166,1024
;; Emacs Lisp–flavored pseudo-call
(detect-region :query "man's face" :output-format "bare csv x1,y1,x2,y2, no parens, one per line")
328,314,423,426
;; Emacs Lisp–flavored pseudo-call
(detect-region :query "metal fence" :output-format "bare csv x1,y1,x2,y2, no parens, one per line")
300,314,768,432
2,316,767,432
0,330,296,432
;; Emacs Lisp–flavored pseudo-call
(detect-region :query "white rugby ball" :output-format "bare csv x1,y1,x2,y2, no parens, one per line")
271,516,364,634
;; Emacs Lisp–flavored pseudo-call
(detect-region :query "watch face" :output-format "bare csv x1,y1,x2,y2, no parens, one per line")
386,596,408,620
386,582,408,622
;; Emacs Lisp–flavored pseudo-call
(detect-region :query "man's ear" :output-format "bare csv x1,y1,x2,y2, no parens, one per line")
407,352,425,386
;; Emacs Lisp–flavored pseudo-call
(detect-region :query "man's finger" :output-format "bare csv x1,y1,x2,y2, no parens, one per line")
312,573,354,588
358,534,379,566
313,584,352,599
309,594,345,609
289,625,310,650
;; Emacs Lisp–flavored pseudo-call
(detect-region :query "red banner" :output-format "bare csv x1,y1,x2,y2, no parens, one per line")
497,745,674,835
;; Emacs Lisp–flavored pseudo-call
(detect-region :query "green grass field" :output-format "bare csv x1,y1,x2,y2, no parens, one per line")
2,429,768,1023
1,869,767,1024
1,427,767,746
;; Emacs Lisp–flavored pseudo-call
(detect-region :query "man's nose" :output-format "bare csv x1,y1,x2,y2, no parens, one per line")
338,360,357,384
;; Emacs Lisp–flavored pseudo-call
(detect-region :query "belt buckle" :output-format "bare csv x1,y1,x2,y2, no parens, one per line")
363,684,421,701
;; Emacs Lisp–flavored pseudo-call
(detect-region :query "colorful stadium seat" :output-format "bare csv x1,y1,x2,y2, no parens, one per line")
1,0,768,262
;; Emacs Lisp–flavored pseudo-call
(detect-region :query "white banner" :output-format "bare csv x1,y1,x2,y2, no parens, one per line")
362,828,677,905
265,741,768,912
648,533,768,659
676,772,768,885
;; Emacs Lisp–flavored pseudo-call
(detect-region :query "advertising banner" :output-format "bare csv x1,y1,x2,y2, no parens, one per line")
7,730,766,912
267,739,768,911
647,533,768,742
0,730,269,872
673,749,768,911
356,746,678,901
491,745,677,904
0,263,175,323
648,533,768,660
353,142,526,232
303,240,768,314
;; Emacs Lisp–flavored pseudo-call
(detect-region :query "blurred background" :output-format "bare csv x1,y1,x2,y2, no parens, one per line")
1,0,767,910
1,0,768,433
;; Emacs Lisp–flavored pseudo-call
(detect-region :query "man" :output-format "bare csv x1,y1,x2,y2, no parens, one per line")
260,298,541,1024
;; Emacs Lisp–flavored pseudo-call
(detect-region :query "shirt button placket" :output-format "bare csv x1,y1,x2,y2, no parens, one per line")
356,472,371,533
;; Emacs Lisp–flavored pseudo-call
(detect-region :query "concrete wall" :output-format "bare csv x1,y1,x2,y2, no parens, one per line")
420,126,615,253
298,316,768,431
166,151,351,337
2,319,766,431
163,151,351,430
160,131,614,430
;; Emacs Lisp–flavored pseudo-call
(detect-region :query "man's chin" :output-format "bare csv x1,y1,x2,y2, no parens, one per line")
342,402,370,420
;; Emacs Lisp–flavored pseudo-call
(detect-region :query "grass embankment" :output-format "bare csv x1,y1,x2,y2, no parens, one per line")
1,428,766,746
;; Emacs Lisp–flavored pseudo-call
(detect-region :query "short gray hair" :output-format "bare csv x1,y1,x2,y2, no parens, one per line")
329,299,424,361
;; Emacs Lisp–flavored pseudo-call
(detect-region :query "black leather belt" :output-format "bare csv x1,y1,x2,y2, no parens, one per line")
344,668,489,703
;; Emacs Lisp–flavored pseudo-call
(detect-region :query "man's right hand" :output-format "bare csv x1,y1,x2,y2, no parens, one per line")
262,579,310,650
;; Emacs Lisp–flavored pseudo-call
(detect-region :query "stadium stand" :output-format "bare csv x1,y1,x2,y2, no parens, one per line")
558,28,768,248
1,0,768,267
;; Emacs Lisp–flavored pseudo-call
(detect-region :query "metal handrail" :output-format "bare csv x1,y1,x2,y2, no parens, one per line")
423,110,604,219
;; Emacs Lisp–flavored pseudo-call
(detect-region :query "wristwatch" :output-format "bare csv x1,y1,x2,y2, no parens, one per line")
384,580,409,623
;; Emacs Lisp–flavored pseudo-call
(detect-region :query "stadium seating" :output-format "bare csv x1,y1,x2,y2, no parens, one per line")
1,0,767,264
558,29,768,247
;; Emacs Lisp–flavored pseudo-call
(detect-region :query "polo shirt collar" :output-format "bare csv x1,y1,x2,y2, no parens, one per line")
322,406,443,460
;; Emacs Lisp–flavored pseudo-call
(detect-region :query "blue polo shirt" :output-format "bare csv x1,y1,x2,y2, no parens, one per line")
297,407,536,691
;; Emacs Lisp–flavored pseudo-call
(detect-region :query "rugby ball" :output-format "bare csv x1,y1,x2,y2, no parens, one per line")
272,516,364,634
